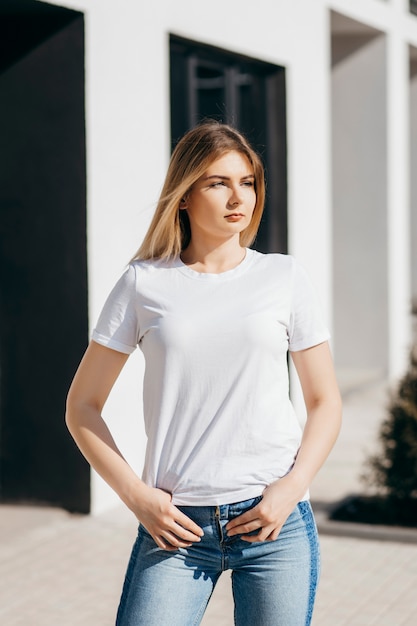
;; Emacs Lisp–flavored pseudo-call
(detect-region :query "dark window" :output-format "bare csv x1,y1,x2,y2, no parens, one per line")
411,1,417,16
170,35,287,254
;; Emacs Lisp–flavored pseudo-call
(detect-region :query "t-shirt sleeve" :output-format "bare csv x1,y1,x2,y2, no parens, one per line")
288,257,330,352
91,265,140,354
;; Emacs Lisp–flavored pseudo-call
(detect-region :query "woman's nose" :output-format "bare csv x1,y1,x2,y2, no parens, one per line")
227,187,242,207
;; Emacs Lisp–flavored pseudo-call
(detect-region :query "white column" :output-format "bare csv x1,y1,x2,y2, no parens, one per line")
387,2,412,379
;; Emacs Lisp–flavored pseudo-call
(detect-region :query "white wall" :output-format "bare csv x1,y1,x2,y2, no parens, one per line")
46,0,417,511
332,28,388,384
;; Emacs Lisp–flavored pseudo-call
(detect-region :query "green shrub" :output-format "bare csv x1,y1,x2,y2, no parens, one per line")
364,307,417,501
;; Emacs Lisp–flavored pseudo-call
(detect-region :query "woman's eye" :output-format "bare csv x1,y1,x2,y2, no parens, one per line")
208,180,253,188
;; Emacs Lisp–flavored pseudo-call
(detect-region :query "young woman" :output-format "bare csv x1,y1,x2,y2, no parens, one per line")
66,121,342,626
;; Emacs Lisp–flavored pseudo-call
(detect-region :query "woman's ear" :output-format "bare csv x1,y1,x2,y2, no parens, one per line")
179,197,188,210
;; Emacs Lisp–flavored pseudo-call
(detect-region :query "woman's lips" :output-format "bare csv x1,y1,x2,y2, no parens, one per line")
224,213,244,221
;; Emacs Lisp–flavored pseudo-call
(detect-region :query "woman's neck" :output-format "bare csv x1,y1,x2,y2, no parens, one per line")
181,238,246,274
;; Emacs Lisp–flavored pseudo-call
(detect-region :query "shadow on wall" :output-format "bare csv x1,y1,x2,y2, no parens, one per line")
331,11,389,390
0,0,90,513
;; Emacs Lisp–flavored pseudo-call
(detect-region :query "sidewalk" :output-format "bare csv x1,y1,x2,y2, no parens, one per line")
1,380,417,625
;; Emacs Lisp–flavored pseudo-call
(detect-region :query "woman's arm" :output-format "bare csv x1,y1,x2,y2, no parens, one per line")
226,341,342,541
66,341,203,550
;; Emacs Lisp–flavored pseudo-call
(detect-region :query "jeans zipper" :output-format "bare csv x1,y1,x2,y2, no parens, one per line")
215,505,223,542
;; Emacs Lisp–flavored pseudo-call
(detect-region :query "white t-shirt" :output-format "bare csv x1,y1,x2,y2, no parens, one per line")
92,249,330,505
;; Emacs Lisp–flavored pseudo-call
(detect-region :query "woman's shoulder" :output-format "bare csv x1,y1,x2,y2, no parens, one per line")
126,257,182,290
251,249,296,273
129,256,176,274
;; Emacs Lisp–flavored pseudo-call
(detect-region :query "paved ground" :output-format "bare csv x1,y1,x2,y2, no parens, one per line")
2,379,417,625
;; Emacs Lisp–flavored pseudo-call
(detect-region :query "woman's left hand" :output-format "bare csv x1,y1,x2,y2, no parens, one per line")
226,342,342,543
225,475,302,542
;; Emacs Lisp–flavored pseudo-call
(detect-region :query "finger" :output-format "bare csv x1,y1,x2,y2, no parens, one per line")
225,509,257,531
268,527,281,541
240,528,270,543
168,521,203,543
226,518,262,536
162,530,194,549
155,531,194,551
241,525,281,543
173,510,204,538
174,525,203,542
155,536,178,551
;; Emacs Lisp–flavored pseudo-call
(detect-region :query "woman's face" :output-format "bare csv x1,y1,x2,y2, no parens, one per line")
183,151,256,244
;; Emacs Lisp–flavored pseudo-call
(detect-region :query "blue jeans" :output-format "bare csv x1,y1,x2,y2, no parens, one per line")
116,498,320,626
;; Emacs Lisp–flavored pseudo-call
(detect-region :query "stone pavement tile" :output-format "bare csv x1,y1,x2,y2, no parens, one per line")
191,534,417,626
3,379,416,625
3,504,417,625
0,505,137,626
400,618,417,626
312,536,417,626
310,380,388,504
201,573,234,626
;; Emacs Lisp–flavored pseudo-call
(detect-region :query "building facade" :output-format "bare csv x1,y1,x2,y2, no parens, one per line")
0,0,416,513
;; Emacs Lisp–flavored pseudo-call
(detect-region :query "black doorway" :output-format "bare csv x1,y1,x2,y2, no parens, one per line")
0,1,89,513
170,35,288,254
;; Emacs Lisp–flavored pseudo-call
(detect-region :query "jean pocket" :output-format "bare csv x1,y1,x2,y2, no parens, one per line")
230,495,263,518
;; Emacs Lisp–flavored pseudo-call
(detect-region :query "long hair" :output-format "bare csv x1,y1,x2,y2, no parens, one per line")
132,120,265,261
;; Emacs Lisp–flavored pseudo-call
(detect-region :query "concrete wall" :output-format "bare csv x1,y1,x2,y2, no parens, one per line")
43,0,417,512
332,26,388,384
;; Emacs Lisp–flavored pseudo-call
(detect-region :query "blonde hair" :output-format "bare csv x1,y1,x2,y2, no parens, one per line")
132,120,265,261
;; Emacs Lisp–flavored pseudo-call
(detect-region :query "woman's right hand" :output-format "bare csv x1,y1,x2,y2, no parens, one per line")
132,486,204,551
66,342,203,551
66,341,204,550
